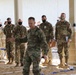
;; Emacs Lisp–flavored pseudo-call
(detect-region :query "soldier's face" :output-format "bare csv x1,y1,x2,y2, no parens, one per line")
42,17,47,23
28,19,35,29
18,19,22,25
7,20,12,25
60,14,66,20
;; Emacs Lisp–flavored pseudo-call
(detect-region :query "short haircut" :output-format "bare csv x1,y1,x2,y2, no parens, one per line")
42,15,46,18
28,17,35,21
61,13,66,15
7,18,11,20
61,13,65,14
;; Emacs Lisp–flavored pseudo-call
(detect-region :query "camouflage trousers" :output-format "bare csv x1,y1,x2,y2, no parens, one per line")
6,41,15,62
42,42,52,64
0,36,5,59
23,50,41,75
57,41,69,61
15,43,25,64
47,47,52,64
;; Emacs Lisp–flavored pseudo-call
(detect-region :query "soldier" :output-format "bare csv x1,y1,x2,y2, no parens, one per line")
13,19,27,67
3,18,15,64
39,15,54,65
55,13,72,67
0,23,5,59
11,17,49,75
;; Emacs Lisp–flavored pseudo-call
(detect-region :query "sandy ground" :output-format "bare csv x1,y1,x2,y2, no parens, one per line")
0,62,76,75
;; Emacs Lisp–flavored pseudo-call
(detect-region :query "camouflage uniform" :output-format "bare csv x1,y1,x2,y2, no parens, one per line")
55,20,72,64
13,24,27,65
39,21,54,64
0,27,6,59
0,27,5,48
16,26,49,75
3,24,15,63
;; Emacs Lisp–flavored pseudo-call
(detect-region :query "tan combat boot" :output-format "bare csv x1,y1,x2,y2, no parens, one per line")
58,58,64,68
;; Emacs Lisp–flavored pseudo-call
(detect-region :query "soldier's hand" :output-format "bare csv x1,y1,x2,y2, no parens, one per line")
49,39,56,47
68,39,72,43
43,55,48,60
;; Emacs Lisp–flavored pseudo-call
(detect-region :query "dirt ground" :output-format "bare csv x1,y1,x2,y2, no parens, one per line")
0,62,76,75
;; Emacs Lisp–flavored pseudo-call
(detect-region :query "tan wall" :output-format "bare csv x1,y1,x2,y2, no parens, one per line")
68,28,76,64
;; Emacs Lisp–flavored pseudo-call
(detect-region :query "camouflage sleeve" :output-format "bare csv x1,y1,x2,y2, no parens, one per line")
49,23,54,40
15,36,27,43
24,27,27,36
12,26,16,37
55,23,58,40
67,23,72,39
39,24,41,29
3,26,6,35
38,29,49,55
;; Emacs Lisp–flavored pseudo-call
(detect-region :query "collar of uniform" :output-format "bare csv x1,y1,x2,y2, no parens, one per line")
6,24,12,26
43,21,48,24
30,26,38,31
60,20,66,23
17,24,22,26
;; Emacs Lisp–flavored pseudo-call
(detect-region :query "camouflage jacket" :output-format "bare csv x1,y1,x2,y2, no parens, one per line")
55,20,72,41
16,26,49,55
39,21,54,43
13,25,27,39
3,24,15,38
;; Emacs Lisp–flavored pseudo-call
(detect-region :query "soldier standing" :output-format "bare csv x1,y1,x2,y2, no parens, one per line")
3,18,15,64
11,17,49,75
0,23,5,59
13,19,27,67
39,15,54,65
55,13,72,67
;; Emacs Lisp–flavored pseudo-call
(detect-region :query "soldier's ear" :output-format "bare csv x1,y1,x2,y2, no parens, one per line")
34,22,36,24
